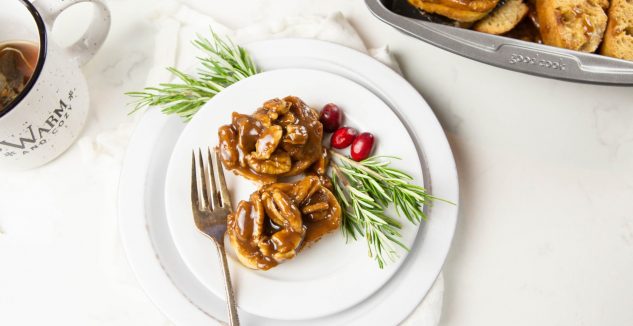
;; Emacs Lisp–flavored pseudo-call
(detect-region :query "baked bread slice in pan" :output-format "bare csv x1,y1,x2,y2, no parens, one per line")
536,0,609,52
474,0,530,34
601,0,633,60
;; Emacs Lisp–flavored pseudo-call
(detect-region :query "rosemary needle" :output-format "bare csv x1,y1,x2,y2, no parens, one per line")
126,31,259,121
330,150,451,268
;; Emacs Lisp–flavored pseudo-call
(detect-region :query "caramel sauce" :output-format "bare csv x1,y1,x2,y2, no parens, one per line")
227,176,342,270
218,96,323,184
221,98,338,270
302,189,340,244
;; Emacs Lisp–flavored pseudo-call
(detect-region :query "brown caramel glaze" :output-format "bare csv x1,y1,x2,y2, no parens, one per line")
218,96,324,185
227,176,341,270
413,0,499,12
300,183,340,244
408,0,500,22
305,147,334,190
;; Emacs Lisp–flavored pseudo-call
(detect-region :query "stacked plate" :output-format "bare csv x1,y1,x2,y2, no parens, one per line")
118,38,459,325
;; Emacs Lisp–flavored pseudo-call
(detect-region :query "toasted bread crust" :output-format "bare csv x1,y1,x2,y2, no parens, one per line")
601,0,633,60
474,0,530,34
536,0,608,52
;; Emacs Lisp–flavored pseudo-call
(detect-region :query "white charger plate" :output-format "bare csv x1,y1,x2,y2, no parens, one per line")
118,38,459,326
164,68,424,320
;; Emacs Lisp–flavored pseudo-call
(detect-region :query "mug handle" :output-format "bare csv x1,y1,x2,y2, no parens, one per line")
32,0,111,66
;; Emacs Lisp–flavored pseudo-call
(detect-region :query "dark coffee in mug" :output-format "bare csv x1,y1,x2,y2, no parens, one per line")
0,40,39,112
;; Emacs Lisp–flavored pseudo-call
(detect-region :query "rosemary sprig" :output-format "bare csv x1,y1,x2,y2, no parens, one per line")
332,164,408,268
126,31,259,121
330,151,450,268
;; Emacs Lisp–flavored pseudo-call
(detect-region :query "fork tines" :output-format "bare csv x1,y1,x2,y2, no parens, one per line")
191,147,232,212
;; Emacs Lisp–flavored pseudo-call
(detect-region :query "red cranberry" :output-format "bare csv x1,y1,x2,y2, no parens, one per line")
350,132,375,161
330,127,358,149
319,103,343,132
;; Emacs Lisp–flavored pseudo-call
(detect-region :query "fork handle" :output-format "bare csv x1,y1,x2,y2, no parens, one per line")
217,244,240,326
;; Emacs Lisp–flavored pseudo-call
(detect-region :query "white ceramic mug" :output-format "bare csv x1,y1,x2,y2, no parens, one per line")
0,0,110,170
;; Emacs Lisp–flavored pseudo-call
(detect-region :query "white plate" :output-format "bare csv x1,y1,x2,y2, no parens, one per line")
118,38,459,326
164,68,423,320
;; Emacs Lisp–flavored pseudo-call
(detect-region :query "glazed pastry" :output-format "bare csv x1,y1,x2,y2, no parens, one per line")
218,96,324,184
408,0,500,22
227,176,341,270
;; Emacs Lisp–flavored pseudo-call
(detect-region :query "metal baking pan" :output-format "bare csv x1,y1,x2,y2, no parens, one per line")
366,0,633,85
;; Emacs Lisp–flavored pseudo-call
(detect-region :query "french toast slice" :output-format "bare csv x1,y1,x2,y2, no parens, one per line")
474,0,530,34
536,0,609,52
601,0,633,60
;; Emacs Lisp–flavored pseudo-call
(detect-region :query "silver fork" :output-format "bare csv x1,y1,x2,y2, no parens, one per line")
191,147,240,326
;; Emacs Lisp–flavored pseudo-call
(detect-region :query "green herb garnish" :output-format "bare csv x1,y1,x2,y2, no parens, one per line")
330,151,451,268
126,32,258,121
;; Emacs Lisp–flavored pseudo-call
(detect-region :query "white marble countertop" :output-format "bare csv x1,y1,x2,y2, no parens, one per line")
1,0,632,325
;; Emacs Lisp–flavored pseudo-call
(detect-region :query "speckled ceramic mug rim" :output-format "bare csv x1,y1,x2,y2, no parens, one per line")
0,0,48,119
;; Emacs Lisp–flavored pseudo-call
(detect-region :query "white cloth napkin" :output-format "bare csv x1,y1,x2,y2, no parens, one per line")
0,3,443,326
